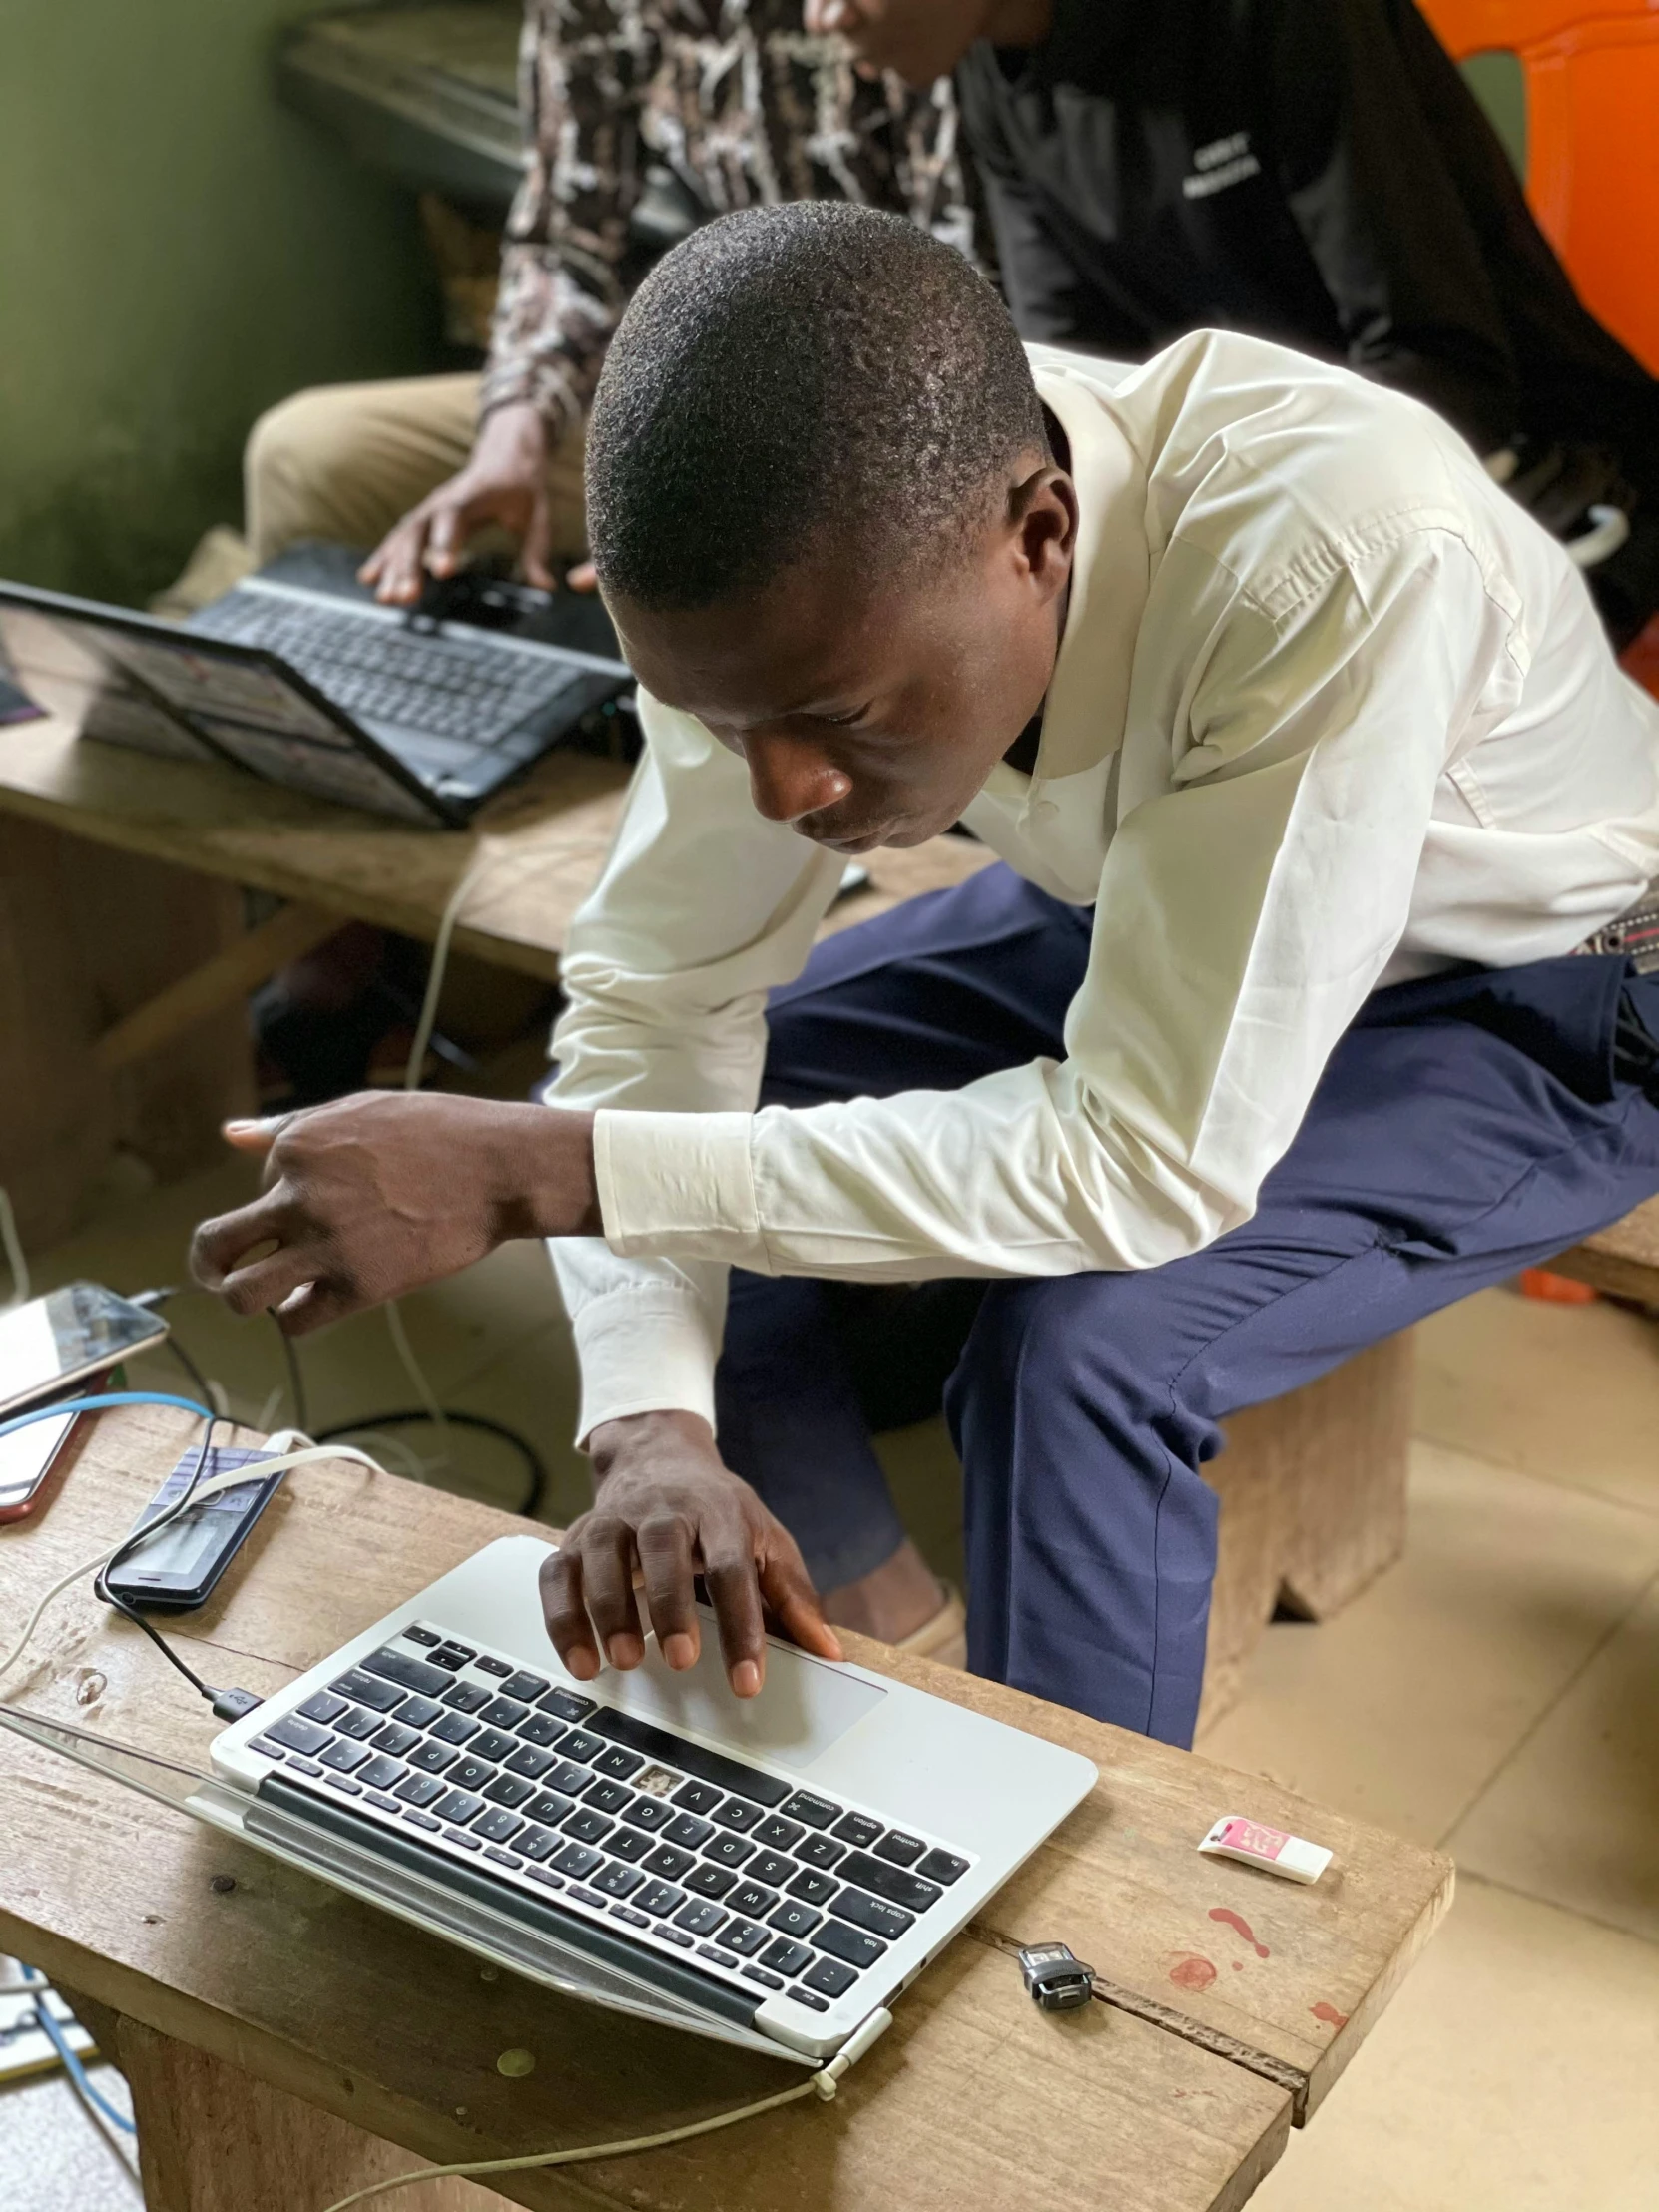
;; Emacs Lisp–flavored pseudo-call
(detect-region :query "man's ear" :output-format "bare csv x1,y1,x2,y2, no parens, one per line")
1010,466,1077,602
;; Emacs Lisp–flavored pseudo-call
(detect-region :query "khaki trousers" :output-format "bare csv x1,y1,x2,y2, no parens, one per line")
243,372,589,566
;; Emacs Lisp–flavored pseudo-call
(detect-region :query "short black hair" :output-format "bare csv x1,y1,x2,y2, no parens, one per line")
586,202,1048,610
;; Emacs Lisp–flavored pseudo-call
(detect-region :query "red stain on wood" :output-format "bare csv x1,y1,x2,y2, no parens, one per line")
1231,1959,1244,1970
1168,1953,1218,1991
1311,2001,1350,2029
1209,1906,1269,1957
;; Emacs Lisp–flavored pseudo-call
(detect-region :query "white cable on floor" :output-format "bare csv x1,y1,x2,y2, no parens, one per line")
0,1186,30,1308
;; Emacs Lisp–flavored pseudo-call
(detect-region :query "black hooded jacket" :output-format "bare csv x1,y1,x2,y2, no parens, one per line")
957,0,1659,643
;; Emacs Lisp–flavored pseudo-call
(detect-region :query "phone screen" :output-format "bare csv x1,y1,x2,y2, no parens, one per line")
0,1284,164,1416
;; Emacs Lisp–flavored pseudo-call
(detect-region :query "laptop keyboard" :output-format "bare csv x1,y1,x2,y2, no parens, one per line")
249,1623,974,2020
200,598,588,743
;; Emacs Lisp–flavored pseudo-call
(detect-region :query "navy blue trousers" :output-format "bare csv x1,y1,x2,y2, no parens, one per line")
712,863,1659,1747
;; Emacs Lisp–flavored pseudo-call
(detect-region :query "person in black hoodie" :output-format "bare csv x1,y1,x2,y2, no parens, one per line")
811,0,1659,648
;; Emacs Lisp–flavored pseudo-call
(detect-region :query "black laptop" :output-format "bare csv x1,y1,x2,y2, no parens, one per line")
0,546,634,827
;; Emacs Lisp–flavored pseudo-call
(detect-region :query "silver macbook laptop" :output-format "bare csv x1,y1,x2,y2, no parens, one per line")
29,1535,1092,2064
0,563,631,826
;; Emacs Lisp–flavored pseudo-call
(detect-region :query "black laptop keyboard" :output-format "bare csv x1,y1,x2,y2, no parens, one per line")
201,598,588,742
249,1623,974,2020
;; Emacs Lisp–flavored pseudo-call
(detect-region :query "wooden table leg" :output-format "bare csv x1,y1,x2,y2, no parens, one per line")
59,1994,518,2212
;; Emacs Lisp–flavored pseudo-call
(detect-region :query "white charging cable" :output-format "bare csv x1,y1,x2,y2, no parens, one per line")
319,2010,893,2212
0,1186,30,1309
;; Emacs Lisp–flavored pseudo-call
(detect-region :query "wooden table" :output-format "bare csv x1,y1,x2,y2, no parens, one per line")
0,1406,1451,2212
0,712,991,1249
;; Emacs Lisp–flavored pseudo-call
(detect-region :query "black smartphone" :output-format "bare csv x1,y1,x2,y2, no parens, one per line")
99,1444,284,1613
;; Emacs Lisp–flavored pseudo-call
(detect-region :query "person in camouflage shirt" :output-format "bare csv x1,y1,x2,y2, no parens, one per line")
245,1,975,602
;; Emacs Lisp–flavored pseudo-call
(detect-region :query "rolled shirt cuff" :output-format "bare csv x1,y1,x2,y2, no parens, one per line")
565,1275,723,1445
594,1108,770,1270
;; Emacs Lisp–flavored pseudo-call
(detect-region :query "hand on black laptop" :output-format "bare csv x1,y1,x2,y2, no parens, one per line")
543,1409,843,1698
358,402,599,606
189,1092,602,1331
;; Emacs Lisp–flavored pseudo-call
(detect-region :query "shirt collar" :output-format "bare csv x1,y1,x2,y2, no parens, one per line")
1027,351,1149,782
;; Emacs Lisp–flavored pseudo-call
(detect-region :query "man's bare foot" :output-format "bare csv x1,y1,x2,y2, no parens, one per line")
822,1538,947,1643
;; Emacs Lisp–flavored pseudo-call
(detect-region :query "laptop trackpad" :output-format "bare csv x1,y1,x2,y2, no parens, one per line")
604,1612,885,1770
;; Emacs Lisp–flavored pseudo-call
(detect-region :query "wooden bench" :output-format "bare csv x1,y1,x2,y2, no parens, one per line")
1549,1195,1659,1308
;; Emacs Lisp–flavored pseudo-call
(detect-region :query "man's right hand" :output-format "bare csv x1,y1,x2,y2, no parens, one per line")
540,1409,842,1698
359,401,565,604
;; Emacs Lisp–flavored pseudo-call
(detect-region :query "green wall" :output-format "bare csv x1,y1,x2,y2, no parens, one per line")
0,0,443,606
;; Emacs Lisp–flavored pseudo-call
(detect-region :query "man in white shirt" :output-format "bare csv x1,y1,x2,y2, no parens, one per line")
193,204,1659,1747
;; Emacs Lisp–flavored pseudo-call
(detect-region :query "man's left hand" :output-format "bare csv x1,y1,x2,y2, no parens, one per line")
189,1093,599,1332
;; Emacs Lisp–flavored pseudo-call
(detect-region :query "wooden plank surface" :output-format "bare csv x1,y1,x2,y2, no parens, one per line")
1551,1196,1659,1305
0,1406,1448,2204
0,714,993,983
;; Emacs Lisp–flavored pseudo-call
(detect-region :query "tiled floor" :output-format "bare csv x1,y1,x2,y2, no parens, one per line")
4,1163,1657,2208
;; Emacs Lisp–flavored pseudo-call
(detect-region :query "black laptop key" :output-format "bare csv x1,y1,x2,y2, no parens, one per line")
672,1780,723,1816
483,1773,535,1809
470,1727,519,1765
721,1918,769,1957
371,1721,421,1759
874,1830,925,1868
267,1714,331,1757
568,1885,610,1909
537,1688,596,1724
768,1900,824,1940
795,1833,847,1872
516,1824,558,1862
584,1780,632,1815
514,1712,567,1749
700,1944,740,1969
544,1759,594,1797
727,1881,779,1921
325,1775,364,1796
479,1696,528,1730
440,1680,491,1715
525,1865,565,1891
761,1938,813,1979
702,1832,754,1870
474,1654,511,1678
251,1736,287,1762
813,1920,885,1971
623,1798,675,1833
330,1670,404,1714
659,1927,695,1948
636,1880,685,1919
485,1847,523,1870
320,1737,372,1773
288,1757,324,1778
446,1757,496,1794
357,1754,406,1791
831,1811,882,1849
831,1886,913,1940
557,1729,604,1764
361,1647,452,1699
403,1626,441,1647
835,1851,942,1916
916,1848,970,1885
787,1868,837,1908
803,1955,858,2000
562,1807,614,1845
473,1807,524,1845
790,1987,830,2012
613,1905,652,1928
408,1739,458,1774
524,1790,575,1826
742,1964,784,1990
432,1788,484,1824
643,1843,695,1881
673,1900,728,1936
585,1709,791,1809
334,1706,383,1742
430,1710,480,1747
754,1816,804,1852
551,1842,602,1879
505,1744,556,1780
779,1791,841,1830
592,1859,645,1898
713,1799,763,1834
590,1744,644,1781
394,1695,444,1730
296,1692,347,1728
665,1813,714,1850
431,1644,474,1672
748,1851,795,1890
402,1808,442,1832
685,1862,738,1900
500,1670,550,1704
606,1826,654,1864
393,1772,447,1808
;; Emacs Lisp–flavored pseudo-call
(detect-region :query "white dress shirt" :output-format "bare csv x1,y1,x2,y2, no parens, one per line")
546,330,1659,1443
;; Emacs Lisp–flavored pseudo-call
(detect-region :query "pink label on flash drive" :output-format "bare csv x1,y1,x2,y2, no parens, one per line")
1217,1819,1292,1860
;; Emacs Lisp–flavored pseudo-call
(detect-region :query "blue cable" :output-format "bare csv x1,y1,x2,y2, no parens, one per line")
17,1968,137,2135
0,1389,211,1446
